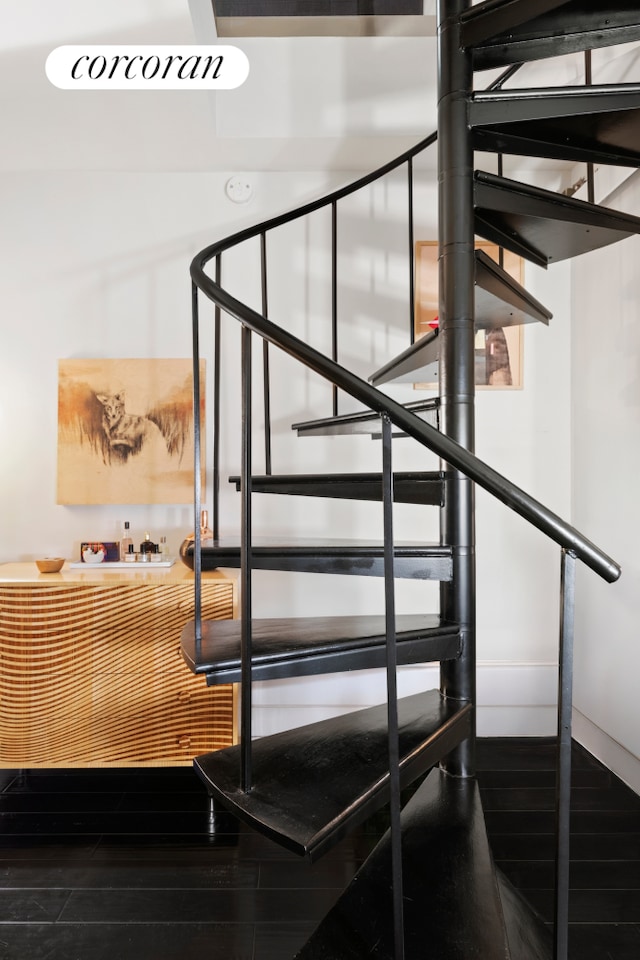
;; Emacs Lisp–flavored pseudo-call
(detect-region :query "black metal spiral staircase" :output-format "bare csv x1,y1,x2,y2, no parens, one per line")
180,2,640,957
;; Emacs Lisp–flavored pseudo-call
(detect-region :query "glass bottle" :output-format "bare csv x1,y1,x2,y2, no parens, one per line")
139,532,157,558
120,521,133,561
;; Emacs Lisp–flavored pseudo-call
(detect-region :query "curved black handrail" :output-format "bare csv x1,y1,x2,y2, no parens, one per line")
188,57,618,960
189,55,618,585
194,130,438,267
191,260,620,584
191,63,524,268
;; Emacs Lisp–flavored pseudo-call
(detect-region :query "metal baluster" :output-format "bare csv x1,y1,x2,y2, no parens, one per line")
382,415,404,960
497,155,504,269
585,52,595,204
260,233,272,475
191,281,203,643
554,548,576,960
331,200,338,417
408,158,415,345
213,255,222,540
240,325,253,793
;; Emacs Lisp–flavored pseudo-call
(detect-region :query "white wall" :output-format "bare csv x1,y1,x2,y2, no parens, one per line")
571,169,640,792
0,0,581,743
0,161,574,739
184,164,574,738
0,168,345,562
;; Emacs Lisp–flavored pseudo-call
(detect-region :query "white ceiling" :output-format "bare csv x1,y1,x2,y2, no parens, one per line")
1,0,635,182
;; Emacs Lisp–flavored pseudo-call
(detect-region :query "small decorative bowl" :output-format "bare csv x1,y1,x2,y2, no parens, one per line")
36,557,65,574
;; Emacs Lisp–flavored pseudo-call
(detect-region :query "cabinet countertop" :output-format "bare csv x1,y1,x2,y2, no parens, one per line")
0,561,232,586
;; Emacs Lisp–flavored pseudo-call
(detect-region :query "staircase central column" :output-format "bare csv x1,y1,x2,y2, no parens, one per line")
437,0,476,778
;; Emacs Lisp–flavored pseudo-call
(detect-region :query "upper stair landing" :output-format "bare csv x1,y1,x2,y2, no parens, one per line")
470,84,640,168
212,0,433,37
461,0,640,70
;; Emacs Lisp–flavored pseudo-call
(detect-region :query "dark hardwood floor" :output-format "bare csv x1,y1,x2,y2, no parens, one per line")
0,738,638,959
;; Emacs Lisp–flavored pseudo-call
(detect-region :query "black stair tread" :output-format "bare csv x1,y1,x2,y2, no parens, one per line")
369,249,551,385
228,470,445,504
471,84,640,168
370,328,439,386
475,247,553,324
461,0,640,70
181,613,462,683
194,690,473,861
180,536,453,580
474,170,640,268
292,397,439,437
294,766,552,959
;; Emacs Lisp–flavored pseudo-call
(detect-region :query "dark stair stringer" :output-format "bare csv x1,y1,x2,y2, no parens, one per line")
180,537,453,579
461,0,640,70
228,470,445,504
294,765,553,959
194,690,473,862
181,613,461,684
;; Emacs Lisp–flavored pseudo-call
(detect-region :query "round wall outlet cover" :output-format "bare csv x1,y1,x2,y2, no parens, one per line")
225,177,253,203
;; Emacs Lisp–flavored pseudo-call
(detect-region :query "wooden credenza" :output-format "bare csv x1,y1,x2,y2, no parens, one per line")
0,563,236,767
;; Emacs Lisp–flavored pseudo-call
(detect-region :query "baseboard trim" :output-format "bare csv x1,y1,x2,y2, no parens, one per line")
572,709,640,795
252,662,558,739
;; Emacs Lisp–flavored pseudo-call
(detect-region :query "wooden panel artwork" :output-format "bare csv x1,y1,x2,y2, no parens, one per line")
0,578,235,767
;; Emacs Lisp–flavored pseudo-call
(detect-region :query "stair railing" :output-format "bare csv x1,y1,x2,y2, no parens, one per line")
204,127,439,540
191,237,619,958
189,58,608,960
201,63,525,537
194,259,617,580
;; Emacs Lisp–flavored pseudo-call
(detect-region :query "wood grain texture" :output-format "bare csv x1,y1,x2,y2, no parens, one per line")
0,579,235,767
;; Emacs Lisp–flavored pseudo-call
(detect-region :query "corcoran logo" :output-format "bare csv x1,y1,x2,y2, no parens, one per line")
46,45,250,90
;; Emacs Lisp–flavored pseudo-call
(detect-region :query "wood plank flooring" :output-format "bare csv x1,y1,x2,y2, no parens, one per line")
0,738,637,959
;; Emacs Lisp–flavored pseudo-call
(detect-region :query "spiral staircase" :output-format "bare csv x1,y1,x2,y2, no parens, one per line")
180,2,640,957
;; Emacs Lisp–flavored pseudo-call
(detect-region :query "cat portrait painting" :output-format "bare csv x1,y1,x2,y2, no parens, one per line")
57,358,205,504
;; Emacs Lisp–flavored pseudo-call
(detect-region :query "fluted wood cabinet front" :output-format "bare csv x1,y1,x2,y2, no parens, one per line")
0,565,236,767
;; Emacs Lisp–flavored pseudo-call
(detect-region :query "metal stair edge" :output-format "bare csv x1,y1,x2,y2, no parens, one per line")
470,85,640,169
461,1,640,70
475,248,552,325
181,613,462,683
292,397,440,437
179,537,454,580
227,470,445,504
459,0,564,51
370,329,440,386
474,169,640,266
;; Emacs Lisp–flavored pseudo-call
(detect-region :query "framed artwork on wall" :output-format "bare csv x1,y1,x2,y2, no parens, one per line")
414,240,524,389
57,358,204,505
